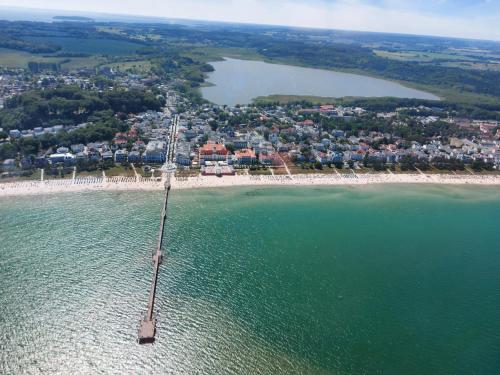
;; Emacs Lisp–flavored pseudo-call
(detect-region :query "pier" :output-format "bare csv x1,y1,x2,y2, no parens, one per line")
138,179,171,344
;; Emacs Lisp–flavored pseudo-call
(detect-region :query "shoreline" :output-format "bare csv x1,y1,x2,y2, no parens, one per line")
1,173,500,198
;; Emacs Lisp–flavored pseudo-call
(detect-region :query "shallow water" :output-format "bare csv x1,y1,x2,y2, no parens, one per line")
1,186,499,374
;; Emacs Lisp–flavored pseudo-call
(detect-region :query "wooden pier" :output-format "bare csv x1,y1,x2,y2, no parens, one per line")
138,181,170,344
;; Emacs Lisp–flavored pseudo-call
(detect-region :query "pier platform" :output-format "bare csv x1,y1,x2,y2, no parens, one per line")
138,318,156,344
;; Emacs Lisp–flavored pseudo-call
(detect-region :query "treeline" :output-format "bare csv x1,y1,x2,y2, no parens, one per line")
257,97,500,121
339,97,500,121
0,32,60,53
0,86,164,130
28,61,61,73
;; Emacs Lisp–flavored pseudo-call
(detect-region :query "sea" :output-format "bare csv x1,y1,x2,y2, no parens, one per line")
1,186,500,374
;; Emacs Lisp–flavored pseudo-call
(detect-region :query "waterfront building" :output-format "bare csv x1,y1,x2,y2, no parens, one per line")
114,149,128,163
128,151,142,163
144,141,167,163
199,142,228,163
235,149,257,165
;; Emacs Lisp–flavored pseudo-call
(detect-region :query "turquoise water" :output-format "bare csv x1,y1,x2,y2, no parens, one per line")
201,58,439,105
1,186,500,374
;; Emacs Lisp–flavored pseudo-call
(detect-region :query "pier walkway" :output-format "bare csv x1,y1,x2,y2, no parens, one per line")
138,179,171,344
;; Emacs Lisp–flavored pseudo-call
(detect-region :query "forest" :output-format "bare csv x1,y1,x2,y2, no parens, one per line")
0,86,164,131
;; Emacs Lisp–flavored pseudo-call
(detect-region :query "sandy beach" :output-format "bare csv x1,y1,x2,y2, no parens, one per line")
0,172,499,197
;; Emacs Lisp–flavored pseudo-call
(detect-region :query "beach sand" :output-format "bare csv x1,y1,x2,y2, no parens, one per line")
1,172,500,197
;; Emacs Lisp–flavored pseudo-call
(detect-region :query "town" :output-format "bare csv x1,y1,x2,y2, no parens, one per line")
1,64,500,183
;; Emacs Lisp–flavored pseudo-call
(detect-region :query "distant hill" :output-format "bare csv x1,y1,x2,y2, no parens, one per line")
53,16,94,22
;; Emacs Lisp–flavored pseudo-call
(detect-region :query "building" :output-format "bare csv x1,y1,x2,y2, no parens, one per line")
175,144,191,166
128,151,142,163
202,162,235,176
114,149,128,163
102,151,114,161
144,141,167,163
258,151,279,166
2,159,16,171
235,149,257,165
49,153,75,165
199,142,228,163
9,129,21,139
233,138,248,149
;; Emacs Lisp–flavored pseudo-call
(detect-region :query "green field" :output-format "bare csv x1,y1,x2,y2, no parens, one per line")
0,47,106,70
374,50,478,62
0,47,59,68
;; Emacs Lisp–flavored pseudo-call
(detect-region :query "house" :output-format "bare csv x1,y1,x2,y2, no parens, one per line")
315,151,330,165
9,129,21,139
70,144,85,153
20,157,32,169
297,120,314,127
313,143,327,152
114,149,128,163
235,149,257,165
88,151,101,162
35,156,48,168
2,159,16,171
233,138,248,149
102,151,114,161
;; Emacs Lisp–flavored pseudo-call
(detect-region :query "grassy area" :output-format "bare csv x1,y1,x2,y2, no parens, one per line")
61,56,106,70
272,167,289,175
76,170,103,178
105,165,135,177
288,165,322,174
0,47,105,70
137,165,163,178
0,47,61,69
175,169,200,177
374,50,478,63
0,169,42,182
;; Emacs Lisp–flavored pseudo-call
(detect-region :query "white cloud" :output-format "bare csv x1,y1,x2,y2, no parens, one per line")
0,0,499,41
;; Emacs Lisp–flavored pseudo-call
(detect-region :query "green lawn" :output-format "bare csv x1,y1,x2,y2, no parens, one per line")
105,165,136,177
0,47,105,70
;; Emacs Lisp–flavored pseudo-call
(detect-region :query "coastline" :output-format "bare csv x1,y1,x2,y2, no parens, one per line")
1,173,500,198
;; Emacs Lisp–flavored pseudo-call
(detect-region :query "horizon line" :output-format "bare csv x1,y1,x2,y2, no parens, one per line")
1,4,500,44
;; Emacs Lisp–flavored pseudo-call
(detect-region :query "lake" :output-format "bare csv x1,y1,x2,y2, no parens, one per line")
201,58,440,105
1,186,500,374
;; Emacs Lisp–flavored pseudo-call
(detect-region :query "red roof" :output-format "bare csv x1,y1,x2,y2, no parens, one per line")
297,120,314,126
199,142,228,155
235,149,256,158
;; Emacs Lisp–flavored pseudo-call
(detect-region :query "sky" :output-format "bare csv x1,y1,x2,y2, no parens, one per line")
0,0,500,41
